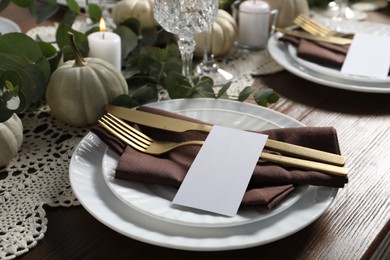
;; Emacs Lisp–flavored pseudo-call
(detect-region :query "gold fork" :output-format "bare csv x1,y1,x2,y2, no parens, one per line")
293,14,352,38
98,113,348,177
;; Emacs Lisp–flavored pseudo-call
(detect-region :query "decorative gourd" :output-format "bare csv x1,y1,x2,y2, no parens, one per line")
46,33,128,127
111,0,157,28
0,113,23,167
269,0,310,28
194,9,237,57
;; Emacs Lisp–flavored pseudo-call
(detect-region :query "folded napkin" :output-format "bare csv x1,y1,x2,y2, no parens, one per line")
279,34,350,68
91,106,348,210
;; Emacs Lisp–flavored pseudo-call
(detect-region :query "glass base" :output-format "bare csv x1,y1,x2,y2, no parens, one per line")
196,62,235,86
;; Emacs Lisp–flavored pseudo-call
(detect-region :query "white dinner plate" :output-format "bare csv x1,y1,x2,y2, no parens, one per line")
101,111,307,227
0,16,21,34
70,98,339,251
287,45,390,84
268,19,390,93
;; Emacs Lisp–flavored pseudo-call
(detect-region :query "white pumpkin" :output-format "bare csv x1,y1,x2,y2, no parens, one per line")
46,33,128,127
111,0,157,28
194,9,237,57
0,113,23,167
268,0,310,28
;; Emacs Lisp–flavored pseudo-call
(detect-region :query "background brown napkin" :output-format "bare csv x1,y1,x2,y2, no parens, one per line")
279,34,350,68
91,106,348,210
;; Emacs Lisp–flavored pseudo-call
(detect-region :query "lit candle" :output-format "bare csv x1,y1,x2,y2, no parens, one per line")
238,0,270,49
87,18,122,70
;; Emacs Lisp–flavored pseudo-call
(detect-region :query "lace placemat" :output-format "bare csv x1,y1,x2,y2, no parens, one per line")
0,105,89,259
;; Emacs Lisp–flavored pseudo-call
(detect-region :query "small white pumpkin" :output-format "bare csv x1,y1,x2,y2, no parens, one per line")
269,0,310,28
46,33,128,127
0,113,23,167
194,9,237,57
111,0,157,28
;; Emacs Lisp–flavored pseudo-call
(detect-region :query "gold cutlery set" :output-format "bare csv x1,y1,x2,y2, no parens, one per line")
274,14,353,45
99,105,349,177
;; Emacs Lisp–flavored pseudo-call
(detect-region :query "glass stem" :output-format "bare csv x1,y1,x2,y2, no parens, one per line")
201,26,219,73
178,36,196,84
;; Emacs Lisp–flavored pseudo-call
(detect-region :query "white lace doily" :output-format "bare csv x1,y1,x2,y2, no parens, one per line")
0,105,89,259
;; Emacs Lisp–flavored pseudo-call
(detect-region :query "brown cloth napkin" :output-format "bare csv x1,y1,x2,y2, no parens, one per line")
91,106,348,210
279,34,350,68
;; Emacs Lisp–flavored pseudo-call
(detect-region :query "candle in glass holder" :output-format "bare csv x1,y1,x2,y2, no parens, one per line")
87,18,122,70
238,0,270,49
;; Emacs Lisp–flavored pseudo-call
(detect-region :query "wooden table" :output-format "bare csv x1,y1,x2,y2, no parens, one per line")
2,3,390,259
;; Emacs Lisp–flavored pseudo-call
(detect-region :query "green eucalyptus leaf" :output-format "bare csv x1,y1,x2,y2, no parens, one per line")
88,4,102,23
163,71,192,99
161,61,181,75
37,41,57,58
267,90,280,103
61,9,78,26
154,28,175,47
192,85,214,98
143,46,169,63
216,81,231,98
130,85,158,104
238,86,255,102
114,25,139,59
254,88,279,107
0,0,11,12
0,107,13,122
120,18,141,35
141,27,157,46
36,3,60,23
0,71,22,95
110,94,139,108
11,0,32,8
0,68,28,113
0,33,50,81
66,0,80,13
165,44,181,58
23,64,47,102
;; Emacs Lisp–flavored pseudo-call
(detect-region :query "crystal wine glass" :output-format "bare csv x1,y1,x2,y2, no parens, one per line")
154,0,218,84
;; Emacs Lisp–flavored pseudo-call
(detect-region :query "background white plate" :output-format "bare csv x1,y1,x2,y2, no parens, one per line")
287,45,390,84
268,19,390,93
0,16,21,34
70,98,338,251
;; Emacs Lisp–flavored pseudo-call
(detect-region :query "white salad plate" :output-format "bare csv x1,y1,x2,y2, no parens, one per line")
69,98,338,251
0,16,21,34
268,19,390,93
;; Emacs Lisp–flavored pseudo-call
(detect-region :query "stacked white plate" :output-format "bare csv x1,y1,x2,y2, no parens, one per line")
69,98,338,251
268,19,390,93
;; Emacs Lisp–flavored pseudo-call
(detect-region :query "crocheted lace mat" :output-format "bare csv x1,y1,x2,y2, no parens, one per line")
0,23,282,259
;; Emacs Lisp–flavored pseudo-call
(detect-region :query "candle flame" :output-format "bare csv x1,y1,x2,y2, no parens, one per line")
99,18,106,32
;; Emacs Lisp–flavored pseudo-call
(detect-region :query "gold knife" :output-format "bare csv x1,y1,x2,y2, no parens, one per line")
274,27,353,45
105,104,347,167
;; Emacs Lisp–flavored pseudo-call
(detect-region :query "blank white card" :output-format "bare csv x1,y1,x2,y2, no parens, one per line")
341,33,390,79
172,126,268,217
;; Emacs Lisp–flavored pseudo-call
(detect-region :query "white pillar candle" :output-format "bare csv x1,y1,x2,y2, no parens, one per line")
87,19,122,70
238,0,270,49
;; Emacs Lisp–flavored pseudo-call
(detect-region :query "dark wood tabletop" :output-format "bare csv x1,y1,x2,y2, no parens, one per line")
2,2,390,259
